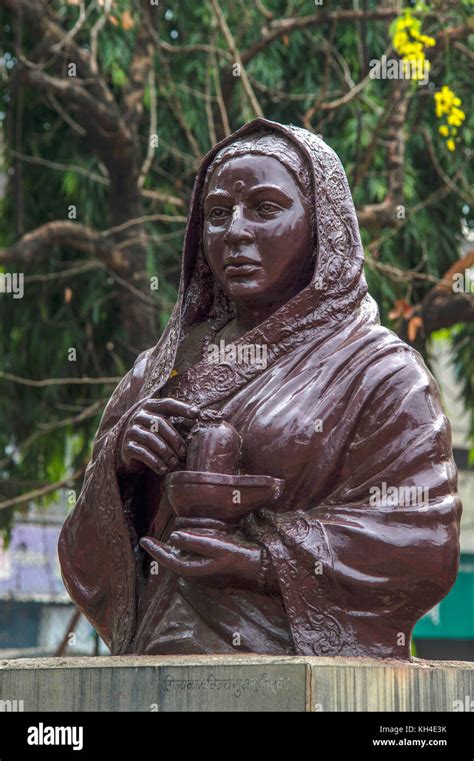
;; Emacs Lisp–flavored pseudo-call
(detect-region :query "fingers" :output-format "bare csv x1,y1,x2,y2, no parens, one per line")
124,442,168,476
168,530,232,558
142,398,201,420
139,537,215,577
133,412,186,459
127,425,180,468
121,397,196,475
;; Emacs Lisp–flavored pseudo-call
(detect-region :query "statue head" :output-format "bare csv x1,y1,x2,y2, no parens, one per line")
201,132,317,309
143,117,372,393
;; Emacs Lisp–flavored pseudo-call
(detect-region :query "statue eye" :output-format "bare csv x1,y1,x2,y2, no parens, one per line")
209,207,231,220
256,201,281,216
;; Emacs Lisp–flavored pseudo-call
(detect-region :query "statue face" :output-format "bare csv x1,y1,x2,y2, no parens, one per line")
203,155,314,305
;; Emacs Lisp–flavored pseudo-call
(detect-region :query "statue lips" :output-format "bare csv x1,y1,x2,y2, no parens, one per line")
223,255,262,279
224,264,262,278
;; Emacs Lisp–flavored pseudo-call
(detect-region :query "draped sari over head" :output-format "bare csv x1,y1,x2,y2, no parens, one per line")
59,118,461,658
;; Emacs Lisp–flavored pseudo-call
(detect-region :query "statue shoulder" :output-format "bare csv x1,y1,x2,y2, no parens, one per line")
359,325,446,421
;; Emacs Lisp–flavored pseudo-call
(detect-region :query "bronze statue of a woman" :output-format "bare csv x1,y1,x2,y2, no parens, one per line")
59,118,461,658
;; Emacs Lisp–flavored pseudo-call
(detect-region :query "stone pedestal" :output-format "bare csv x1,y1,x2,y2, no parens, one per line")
0,655,473,712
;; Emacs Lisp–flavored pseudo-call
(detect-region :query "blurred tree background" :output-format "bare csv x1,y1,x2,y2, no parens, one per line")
0,0,473,535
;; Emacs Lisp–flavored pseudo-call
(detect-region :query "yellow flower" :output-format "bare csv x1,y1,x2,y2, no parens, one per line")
452,107,466,122
434,86,465,139
394,31,409,50
398,16,414,30
392,10,437,83
448,114,463,127
170,369,178,378
419,33,435,46
446,139,456,151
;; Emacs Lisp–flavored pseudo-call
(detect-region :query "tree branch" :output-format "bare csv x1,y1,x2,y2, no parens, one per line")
10,150,108,185
0,221,122,269
209,0,263,118
0,373,121,388
138,68,158,188
157,39,233,62
239,6,471,65
356,81,410,230
123,0,155,127
398,251,474,343
18,68,121,135
241,8,401,64
419,292,474,337
0,467,86,512
0,400,105,470
10,150,185,206
1,0,115,104
434,249,474,294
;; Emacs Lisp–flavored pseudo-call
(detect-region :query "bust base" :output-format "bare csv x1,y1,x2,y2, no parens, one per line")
1,654,473,712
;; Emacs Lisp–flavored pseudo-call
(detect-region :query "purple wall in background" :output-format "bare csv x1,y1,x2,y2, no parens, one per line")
0,523,67,601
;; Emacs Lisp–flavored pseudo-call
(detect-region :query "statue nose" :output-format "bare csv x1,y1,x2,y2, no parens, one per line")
223,206,253,246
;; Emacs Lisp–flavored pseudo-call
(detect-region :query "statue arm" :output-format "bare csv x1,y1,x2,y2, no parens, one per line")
58,349,151,653
246,355,461,656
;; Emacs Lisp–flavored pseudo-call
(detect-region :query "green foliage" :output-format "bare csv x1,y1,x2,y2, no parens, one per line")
450,323,474,446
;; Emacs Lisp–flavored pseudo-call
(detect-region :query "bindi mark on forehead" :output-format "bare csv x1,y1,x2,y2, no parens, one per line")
234,180,245,192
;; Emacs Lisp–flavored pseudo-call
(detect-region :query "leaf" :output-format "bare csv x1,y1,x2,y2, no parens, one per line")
408,316,424,342
388,299,414,320
111,67,127,88
62,171,78,198
121,11,135,31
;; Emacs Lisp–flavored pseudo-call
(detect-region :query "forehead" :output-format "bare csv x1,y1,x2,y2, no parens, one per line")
206,154,298,193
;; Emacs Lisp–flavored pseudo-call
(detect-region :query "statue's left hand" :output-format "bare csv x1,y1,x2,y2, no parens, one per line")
139,529,262,591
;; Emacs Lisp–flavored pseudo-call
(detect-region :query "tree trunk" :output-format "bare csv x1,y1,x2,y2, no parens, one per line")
104,134,156,354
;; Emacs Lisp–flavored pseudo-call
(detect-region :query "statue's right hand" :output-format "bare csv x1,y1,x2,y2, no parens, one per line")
118,398,201,476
